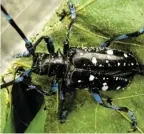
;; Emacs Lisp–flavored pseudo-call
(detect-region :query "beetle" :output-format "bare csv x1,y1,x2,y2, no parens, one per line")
1,0,144,132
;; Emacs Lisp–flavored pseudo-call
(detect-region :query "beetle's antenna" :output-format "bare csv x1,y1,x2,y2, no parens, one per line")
63,0,76,55
1,5,34,55
66,0,76,41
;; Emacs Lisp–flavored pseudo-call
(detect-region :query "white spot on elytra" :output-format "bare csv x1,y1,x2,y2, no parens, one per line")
89,75,95,81
116,86,121,90
124,63,126,66
116,77,118,80
103,82,107,86
106,60,109,63
80,53,84,56
92,57,97,65
124,53,128,58
78,80,81,83
103,77,105,80
131,63,134,66
118,62,121,66
99,64,102,67
102,83,108,91
107,50,113,55
108,64,111,67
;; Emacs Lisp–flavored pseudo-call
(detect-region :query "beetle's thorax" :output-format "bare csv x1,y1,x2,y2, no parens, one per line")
32,52,67,77
48,53,67,77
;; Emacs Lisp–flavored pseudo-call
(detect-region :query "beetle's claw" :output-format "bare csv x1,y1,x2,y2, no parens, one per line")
60,110,68,123
132,121,137,132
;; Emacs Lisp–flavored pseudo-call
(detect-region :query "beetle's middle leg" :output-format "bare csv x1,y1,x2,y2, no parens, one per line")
90,89,137,132
101,27,144,48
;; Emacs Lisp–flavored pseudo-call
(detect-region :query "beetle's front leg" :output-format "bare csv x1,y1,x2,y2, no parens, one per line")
13,51,30,58
58,84,76,123
14,36,55,58
101,27,144,48
90,88,137,132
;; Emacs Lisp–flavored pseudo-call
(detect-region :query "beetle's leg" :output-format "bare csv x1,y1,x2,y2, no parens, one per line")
50,81,59,95
33,36,55,55
13,51,30,58
101,27,144,48
91,89,137,132
14,36,55,58
63,0,76,55
27,84,49,96
59,85,76,123
1,69,32,89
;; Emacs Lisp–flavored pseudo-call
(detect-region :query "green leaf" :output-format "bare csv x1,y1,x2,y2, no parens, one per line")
0,87,15,133
3,108,15,133
24,103,47,133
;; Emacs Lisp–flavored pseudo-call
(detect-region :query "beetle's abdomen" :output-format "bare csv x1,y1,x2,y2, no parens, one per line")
70,47,139,70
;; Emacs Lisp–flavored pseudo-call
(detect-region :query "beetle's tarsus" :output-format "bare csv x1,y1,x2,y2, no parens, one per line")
60,110,68,123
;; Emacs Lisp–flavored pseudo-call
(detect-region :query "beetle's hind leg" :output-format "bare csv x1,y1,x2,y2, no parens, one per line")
58,84,76,123
101,27,144,48
90,89,137,132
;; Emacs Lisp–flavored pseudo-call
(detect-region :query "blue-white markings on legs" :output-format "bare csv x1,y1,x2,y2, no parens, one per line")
128,110,136,121
28,85,36,89
23,51,30,56
14,51,30,58
5,14,12,21
23,69,32,77
15,69,32,83
24,39,31,45
51,82,58,92
140,27,144,34
114,35,129,40
60,90,64,100
92,92,103,104
67,0,76,20
15,77,24,83
101,42,108,48
2,10,12,21
70,6,76,20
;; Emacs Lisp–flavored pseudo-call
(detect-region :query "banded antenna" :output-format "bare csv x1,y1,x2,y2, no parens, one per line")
1,5,34,55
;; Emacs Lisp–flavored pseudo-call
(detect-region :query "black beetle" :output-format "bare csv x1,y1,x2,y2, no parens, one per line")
1,1,144,132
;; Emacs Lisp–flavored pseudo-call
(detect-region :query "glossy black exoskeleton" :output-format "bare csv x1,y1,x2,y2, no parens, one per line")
1,1,144,132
